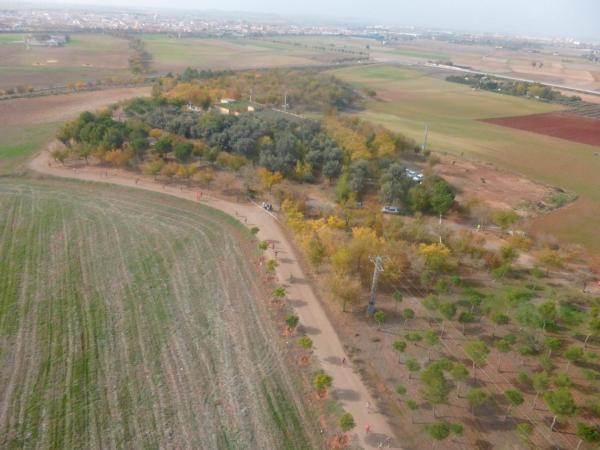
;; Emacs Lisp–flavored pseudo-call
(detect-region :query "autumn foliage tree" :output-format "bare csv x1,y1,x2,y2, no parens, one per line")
329,273,361,312
418,243,452,280
258,168,283,193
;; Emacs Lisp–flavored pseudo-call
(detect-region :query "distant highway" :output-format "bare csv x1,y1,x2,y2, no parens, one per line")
423,62,600,98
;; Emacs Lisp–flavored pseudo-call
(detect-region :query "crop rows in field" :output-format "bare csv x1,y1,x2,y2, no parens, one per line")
568,103,600,119
0,177,319,450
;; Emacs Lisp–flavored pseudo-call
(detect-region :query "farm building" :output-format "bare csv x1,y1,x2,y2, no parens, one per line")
27,34,69,47
215,99,260,115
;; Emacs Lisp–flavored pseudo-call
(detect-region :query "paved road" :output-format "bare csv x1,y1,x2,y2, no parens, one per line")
30,151,401,450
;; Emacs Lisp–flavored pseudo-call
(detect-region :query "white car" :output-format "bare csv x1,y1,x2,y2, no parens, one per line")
381,206,401,214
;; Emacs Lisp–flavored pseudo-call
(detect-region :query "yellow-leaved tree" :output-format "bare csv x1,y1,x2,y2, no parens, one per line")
258,167,283,193
281,199,306,233
104,149,133,167
329,273,362,312
418,243,452,275
348,227,385,283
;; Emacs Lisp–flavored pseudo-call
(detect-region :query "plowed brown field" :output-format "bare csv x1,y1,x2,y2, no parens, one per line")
483,112,600,147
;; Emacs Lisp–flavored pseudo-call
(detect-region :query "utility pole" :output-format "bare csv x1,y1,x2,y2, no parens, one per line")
422,123,429,152
367,256,384,317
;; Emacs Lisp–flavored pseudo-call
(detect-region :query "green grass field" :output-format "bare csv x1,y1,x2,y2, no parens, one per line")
0,176,319,449
328,64,600,252
0,122,59,173
142,35,333,71
0,119,59,176
0,33,25,43
0,86,149,174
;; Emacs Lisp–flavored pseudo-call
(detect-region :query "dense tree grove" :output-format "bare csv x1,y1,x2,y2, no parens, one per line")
99,71,454,210
153,67,361,112
62,88,452,204
128,102,345,179
56,110,149,163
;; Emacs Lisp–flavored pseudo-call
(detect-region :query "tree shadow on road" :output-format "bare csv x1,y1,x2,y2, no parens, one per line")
331,388,361,402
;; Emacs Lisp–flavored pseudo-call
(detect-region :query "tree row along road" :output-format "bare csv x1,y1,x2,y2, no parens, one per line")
30,151,400,450
422,62,600,97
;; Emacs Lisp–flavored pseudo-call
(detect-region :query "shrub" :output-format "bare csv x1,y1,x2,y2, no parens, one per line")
517,372,532,387
553,373,573,388
174,141,194,162
565,346,585,365
466,388,489,409
406,399,418,410
516,422,533,443
458,311,476,324
422,295,440,311
393,340,407,353
406,331,422,342
586,399,600,418
406,358,421,375
435,278,450,293
491,264,513,280
298,336,313,349
539,355,554,372
530,266,545,278
438,302,456,320
492,313,510,326
265,259,278,273
449,423,464,435
155,136,173,154
581,369,600,381
339,412,355,432
519,345,537,356
402,308,415,320
495,338,512,353
285,315,299,329
577,422,600,444
494,210,519,230
313,373,333,392
505,389,524,409
424,422,450,441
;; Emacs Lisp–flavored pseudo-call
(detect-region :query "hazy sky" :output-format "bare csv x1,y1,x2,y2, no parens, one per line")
13,0,600,40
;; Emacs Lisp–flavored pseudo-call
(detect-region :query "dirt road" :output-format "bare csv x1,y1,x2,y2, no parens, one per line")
30,151,400,450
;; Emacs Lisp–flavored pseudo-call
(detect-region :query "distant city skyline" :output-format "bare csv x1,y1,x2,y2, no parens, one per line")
3,0,600,41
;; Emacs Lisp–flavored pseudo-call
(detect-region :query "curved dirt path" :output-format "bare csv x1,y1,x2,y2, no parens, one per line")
30,151,400,450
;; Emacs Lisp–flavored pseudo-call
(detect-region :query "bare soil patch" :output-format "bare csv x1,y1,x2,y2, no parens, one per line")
0,87,150,127
432,154,557,215
482,112,600,147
